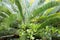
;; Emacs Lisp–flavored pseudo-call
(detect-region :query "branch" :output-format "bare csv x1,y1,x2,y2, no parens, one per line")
0,34,19,40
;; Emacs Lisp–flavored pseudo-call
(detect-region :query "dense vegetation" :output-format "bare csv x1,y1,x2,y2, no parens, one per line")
0,0,60,40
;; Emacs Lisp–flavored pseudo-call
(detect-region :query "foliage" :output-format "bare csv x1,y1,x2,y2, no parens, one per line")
0,0,60,40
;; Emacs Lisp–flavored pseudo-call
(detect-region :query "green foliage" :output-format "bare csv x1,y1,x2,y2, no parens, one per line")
30,1,60,19
0,0,60,40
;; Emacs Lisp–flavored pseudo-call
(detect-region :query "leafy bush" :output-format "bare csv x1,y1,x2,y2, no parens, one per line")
0,0,60,40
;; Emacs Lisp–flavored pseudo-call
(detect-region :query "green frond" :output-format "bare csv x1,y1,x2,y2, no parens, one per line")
1,14,17,28
43,6,60,16
30,1,60,19
0,6,12,15
15,0,24,21
38,13,60,30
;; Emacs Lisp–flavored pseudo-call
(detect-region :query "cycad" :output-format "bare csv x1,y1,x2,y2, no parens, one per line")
0,0,60,40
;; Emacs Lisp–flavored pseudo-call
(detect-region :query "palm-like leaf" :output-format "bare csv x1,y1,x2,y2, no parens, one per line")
30,1,60,19
15,0,24,20
38,13,60,29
